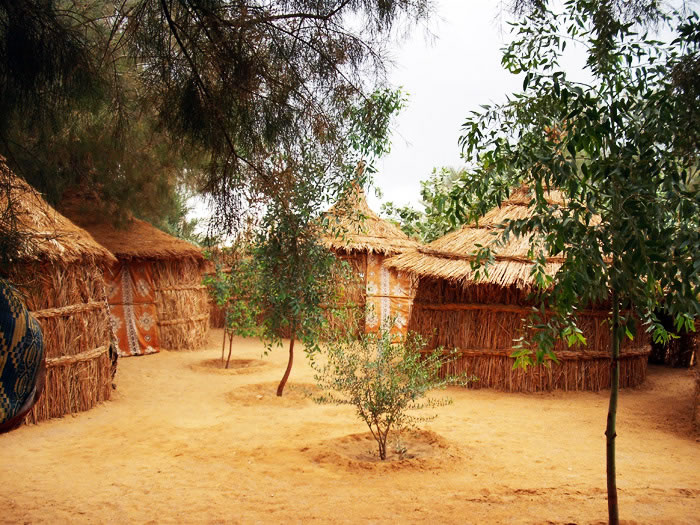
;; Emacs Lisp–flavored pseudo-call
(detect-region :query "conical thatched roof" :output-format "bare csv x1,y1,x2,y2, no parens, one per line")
385,186,566,289
61,193,204,262
0,157,116,265
323,185,419,255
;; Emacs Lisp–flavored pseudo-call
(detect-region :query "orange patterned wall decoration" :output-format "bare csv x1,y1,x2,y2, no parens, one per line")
364,254,418,338
105,262,159,357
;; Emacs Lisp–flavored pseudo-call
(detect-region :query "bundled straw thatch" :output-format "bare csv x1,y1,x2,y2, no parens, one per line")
151,258,209,350
386,186,651,392
0,156,116,422
62,197,209,354
386,187,568,287
323,186,419,336
323,185,419,256
209,302,226,329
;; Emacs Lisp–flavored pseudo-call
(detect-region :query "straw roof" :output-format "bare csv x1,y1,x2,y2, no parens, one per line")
385,186,567,289
0,157,116,265
323,185,419,255
61,193,204,262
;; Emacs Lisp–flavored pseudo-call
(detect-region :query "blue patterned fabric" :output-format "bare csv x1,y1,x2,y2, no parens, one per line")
0,279,44,425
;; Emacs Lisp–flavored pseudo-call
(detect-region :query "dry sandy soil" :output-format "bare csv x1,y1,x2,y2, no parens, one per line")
1,329,698,524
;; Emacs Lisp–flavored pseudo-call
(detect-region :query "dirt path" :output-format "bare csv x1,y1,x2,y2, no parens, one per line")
1,329,698,524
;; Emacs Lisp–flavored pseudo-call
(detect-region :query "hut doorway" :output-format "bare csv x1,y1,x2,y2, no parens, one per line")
322,185,419,338
105,262,160,357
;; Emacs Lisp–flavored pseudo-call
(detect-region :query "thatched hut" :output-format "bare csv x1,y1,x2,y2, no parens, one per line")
0,157,116,422
62,202,210,356
323,186,420,336
385,187,651,392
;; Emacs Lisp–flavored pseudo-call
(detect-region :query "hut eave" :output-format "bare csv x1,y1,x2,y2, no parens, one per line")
324,234,419,256
384,250,562,290
60,210,204,263
322,184,420,256
0,158,117,265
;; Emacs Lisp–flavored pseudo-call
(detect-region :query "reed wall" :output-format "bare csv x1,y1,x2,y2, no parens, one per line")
693,369,700,434
7,262,113,422
209,301,226,329
322,252,367,338
152,259,209,350
409,277,650,392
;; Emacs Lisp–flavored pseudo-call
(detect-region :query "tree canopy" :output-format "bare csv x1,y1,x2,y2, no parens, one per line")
381,166,465,243
0,0,430,247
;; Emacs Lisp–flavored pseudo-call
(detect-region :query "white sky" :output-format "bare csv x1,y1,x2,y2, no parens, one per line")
370,1,524,211
370,0,693,211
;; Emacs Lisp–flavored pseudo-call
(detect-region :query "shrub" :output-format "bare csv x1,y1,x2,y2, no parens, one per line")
313,327,472,460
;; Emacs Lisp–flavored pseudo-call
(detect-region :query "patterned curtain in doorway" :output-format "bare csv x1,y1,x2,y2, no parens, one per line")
104,262,160,357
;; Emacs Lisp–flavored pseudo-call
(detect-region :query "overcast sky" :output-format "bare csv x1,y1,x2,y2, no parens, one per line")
369,1,526,211
193,2,526,225
369,0,691,211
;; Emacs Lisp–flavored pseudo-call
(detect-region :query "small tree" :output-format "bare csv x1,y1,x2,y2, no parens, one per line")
204,249,259,368
455,5,700,523
252,174,345,396
313,327,470,460
252,89,405,397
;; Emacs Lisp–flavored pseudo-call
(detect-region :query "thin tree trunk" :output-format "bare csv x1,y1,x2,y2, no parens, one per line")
225,333,234,369
221,329,226,364
379,425,390,461
606,292,621,525
378,437,386,460
277,333,295,396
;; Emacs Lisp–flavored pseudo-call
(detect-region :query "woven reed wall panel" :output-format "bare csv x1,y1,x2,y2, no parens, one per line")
152,259,209,350
7,263,112,422
693,369,700,433
440,353,648,392
322,253,367,338
209,300,226,329
409,277,650,392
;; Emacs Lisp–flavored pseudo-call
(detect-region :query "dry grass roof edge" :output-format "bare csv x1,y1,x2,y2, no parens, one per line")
323,185,420,256
384,186,566,289
61,193,204,262
0,156,116,265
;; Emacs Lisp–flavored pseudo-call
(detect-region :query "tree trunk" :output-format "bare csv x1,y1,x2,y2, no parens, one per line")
277,334,295,396
378,426,390,461
225,333,234,369
221,329,227,364
605,294,621,525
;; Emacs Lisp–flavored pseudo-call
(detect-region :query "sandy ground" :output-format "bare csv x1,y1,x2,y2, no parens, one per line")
1,329,698,524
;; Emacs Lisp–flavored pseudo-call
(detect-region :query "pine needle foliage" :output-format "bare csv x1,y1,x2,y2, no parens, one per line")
121,1,429,235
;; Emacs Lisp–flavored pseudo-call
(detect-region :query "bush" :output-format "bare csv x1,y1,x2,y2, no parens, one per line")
313,327,472,460
203,254,260,368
